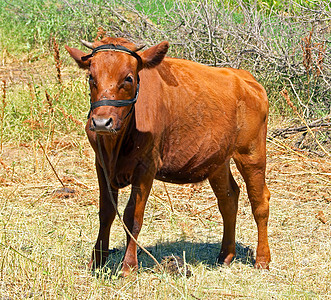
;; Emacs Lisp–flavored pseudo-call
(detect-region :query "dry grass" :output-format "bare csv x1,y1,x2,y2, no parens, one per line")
0,128,330,299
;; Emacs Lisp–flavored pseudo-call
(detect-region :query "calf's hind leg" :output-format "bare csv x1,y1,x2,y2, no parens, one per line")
233,149,271,269
208,161,240,266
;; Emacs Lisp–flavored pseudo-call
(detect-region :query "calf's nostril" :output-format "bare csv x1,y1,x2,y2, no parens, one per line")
105,118,113,127
91,117,97,128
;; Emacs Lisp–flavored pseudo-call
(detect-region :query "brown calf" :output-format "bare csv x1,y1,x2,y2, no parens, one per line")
65,37,271,276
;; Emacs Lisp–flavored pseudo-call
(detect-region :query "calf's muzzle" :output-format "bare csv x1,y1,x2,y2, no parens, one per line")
90,116,113,132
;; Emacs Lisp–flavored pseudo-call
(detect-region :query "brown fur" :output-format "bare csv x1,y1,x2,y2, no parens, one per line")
66,38,271,276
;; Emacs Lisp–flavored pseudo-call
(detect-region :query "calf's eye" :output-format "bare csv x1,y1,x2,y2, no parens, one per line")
125,76,133,83
89,75,96,86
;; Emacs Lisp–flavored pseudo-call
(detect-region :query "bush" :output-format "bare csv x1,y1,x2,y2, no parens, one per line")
1,0,330,118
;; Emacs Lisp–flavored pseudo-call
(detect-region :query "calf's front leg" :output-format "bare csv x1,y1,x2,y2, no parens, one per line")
89,161,118,269
121,165,155,277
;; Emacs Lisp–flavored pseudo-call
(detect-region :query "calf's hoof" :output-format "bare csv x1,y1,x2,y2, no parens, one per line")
88,258,94,270
121,263,138,277
88,253,109,270
217,252,235,266
254,256,270,270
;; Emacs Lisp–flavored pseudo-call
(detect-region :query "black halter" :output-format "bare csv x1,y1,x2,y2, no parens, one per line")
81,44,142,63
83,44,142,119
87,76,140,119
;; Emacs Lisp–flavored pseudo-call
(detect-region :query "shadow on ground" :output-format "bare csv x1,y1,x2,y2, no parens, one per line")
97,240,255,276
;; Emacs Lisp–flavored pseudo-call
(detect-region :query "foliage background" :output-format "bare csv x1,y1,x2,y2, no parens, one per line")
1,0,330,119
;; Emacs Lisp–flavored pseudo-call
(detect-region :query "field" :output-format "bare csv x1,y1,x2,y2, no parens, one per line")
1,0,330,299
1,126,330,299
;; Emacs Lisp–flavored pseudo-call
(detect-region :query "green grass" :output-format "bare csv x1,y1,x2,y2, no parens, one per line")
1,68,87,144
1,0,325,55
0,0,108,56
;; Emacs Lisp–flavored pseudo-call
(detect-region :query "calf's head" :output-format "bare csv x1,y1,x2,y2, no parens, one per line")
65,37,169,134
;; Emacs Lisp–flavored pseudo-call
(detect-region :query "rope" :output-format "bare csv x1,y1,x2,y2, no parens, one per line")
96,134,163,272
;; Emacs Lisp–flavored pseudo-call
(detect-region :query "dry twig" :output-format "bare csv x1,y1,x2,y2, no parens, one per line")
163,182,174,212
1,80,6,152
52,36,62,84
38,141,65,188
280,89,330,157
57,107,84,126
0,156,9,172
272,114,331,138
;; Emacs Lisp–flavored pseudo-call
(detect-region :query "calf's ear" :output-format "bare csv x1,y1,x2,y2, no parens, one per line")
140,41,169,69
65,45,90,69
